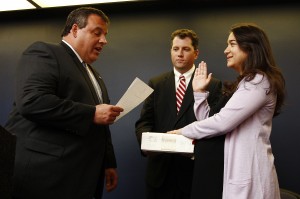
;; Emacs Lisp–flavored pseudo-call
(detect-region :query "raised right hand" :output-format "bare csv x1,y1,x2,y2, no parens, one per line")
192,61,212,93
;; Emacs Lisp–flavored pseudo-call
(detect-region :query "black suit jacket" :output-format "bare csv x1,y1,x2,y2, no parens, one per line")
135,70,224,197
0,125,16,199
4,41,116,199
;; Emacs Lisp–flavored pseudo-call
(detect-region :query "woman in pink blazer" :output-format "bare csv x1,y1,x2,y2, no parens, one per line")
169,23,286,199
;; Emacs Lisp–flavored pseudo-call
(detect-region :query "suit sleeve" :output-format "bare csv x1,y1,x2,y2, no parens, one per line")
15,41,95,135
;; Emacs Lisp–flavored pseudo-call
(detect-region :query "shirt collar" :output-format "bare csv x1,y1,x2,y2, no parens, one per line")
173,65,195,81
62,40,83,63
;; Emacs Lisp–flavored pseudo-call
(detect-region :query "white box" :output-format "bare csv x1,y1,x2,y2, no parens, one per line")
141,132,194,153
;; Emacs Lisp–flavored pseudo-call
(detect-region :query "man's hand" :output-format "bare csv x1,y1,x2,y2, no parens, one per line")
105,168,118,192
94,104,123,125
167,129,182,135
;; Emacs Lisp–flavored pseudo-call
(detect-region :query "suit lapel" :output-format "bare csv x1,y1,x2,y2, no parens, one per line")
81,64,102,104
163,72,177,118
86,65,109,104
60,42,102,104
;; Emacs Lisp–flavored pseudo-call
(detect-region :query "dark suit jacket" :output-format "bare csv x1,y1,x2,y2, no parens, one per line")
135,70,224,198
0,125,16,199
4,41,116,199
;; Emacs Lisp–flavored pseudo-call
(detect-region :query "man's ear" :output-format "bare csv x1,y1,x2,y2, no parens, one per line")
71,24,79,38
195,49,200,59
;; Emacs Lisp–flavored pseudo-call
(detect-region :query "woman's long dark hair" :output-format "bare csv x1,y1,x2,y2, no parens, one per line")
223,23,286,117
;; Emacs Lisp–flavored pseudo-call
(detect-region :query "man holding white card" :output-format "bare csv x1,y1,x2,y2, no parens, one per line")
135,29,227,199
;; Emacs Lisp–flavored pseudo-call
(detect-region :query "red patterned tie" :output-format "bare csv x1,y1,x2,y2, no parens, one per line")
176,75,186,113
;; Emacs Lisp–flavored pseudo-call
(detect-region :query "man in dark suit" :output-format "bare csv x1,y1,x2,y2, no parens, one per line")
4,7,123,199
0,125,16,199
135,29,225,199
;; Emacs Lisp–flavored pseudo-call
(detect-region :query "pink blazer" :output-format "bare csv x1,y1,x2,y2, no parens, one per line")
182,74,281,199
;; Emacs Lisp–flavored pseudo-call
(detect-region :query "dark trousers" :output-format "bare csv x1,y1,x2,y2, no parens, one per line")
190,135,225,199
0,125,16,199
146,163,190,199
146,182,190,199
